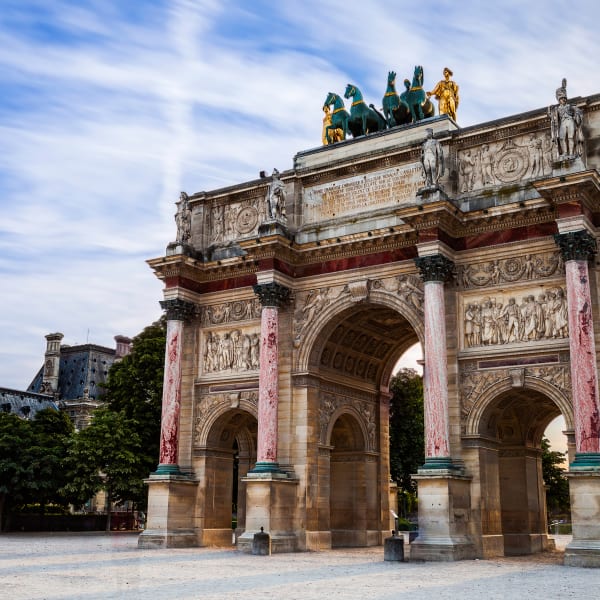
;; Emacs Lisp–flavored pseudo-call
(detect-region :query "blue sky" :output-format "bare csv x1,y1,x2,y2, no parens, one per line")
1,0,600,410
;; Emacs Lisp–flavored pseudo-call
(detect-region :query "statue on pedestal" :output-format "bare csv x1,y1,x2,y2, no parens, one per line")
175,191,192,245
421,128,445,189
427,67,459,122
266,169,287,222
548,78,584,159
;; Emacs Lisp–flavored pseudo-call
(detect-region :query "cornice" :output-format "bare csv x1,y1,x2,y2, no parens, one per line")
533,169,600,212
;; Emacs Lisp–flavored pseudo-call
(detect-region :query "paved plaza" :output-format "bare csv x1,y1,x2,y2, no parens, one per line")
0,533,595,599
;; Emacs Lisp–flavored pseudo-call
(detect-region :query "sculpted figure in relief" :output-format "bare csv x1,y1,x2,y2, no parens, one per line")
479,144,495,186
266,168,287,222
548,78,584,159
175,192,192,245
203,329,260,373
459,150,476,192
463,287,569,348
421,128,444,188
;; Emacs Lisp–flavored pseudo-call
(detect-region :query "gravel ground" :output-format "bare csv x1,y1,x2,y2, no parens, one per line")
0,533,594,600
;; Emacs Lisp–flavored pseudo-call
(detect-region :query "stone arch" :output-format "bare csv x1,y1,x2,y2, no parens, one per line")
464,374,573,439
324,405,369,450
463,372,572,557
295,283,424,375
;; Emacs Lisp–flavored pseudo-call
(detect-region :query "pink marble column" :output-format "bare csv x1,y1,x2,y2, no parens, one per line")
415,254,455,469
251,282,290,473
155,298,195,475
555,231,600,467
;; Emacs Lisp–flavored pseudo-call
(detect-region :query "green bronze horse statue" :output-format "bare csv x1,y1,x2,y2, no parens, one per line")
403,65,435,123
344,83,387,137
323,92,350,143
382,71,410,127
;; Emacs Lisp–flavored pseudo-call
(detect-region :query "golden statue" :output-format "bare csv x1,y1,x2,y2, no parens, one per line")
427,67,459,122
322,105,343,145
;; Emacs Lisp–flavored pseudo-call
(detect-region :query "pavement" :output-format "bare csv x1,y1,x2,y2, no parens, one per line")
0,533,595,599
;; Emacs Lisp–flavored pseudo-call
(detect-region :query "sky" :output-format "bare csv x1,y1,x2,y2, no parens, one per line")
1,1,599,450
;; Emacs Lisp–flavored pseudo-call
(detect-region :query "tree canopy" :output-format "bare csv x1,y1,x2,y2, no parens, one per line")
541,436,570,518
389,368,424,494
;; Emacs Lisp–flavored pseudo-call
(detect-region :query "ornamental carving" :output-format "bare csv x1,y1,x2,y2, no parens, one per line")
160,298,196,322
201,298,261,326
193,391,258,445
201,326,260,374
457,133,552,192
463,286,568,349
460,362,571,425
458,251,563,288
319,391,377,451
209,199,262,244
415,254,454,283
554,230,597,262
253,282,291,308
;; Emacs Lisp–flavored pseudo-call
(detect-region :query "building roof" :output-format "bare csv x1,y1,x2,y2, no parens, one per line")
0,387,58,418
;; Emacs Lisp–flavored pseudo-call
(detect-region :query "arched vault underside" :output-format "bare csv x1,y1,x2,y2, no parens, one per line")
306,303,420,390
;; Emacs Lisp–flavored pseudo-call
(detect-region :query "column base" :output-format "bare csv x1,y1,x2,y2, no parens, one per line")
418,457,463,473
153,463,182,475
248,461,282,474
564,470,600,567
410,471,476,561
569,452,600,471
237,473,299,553
138,473,198,549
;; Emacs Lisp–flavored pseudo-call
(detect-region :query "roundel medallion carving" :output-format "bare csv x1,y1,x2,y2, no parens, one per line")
236,206,259,234
493,146,529,183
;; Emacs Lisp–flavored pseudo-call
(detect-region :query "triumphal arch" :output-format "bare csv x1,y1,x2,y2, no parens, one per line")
139,74,600,567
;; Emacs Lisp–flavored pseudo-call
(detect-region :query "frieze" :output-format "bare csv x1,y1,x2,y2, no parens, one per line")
457,132,553,193
201,325,260,375
462,285,568,349
208,198,264,245
458,251,563,289
319,391,377,451
201,298,262,326
193,391,258,445
460,362,571,425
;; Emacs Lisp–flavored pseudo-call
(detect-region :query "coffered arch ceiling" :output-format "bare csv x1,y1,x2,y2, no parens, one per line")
309,303,419,388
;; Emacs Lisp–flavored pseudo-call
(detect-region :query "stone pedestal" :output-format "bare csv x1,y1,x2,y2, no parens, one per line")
138,474,198,548
410,472,476,561
564,471,600,567
384,533,405,561
237,474,298,553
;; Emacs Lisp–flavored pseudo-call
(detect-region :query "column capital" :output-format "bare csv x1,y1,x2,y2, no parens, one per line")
159,298,196,321
554,230,597,262
253,282,291,308
414,254,455,283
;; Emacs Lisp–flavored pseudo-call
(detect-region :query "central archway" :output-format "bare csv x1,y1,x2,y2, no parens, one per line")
302,298,422,548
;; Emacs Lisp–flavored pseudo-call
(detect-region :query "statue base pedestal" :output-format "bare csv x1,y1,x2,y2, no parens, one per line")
564,470,600,567
237,473,299,553
416,187,448,205
409,470,476,561
166,242,199,259
137,473,198,549
258,219,292,239
552,155,585,175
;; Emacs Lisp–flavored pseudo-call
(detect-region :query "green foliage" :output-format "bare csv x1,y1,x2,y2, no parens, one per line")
541,436,570,517
64,320,166,511
389,368,424,495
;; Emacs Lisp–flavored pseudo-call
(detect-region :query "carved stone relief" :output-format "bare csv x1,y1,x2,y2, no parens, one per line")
460,361,571,426
193,391,258,445
458,133,553,192
458,251,563,289
209,199,262,245
462,285,568,349
201,326,260,374
319,391,377,451
201,298,261,327
293,274,423,348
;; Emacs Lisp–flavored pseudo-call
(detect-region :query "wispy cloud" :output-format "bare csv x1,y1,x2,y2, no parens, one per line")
1,0,600,390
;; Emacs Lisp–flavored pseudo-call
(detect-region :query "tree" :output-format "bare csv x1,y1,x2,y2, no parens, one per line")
0,413,35,530
541,436,570,518
27,409,74,514
62,321,166,519
389,368,424,495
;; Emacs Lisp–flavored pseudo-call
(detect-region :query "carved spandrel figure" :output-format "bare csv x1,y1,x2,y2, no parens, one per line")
548,78,584,159
421,128,444,188
266,168,287,222
427,67,459,121
175,191,192,245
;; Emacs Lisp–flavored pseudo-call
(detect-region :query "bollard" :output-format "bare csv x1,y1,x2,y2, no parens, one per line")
383,530,404,562
252,527,271,556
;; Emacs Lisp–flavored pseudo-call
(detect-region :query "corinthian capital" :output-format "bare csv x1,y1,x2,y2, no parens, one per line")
253,282,291,308
554,230,597,262
160,298,196,321
414,254,455,283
